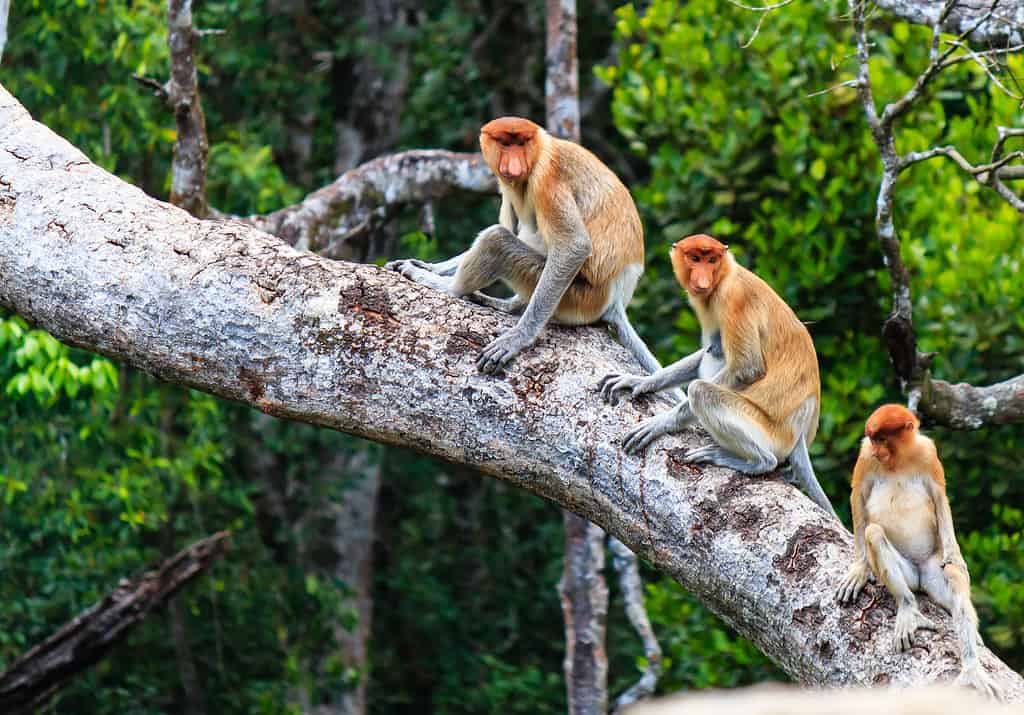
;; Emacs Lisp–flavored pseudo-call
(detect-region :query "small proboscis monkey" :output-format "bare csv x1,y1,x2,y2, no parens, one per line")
837,404,1003,700
386,116,665,377
600,234,836,518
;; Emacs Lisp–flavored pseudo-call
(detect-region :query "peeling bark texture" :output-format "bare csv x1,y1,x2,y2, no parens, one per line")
1,86,1024,697
609,538,662,712
875,0,1024,46
850,0,1024,427
0,532,230,714
919,373,1024,429
546,0,580,142
236,150,496,259
166,0,210,218
558,514,610,715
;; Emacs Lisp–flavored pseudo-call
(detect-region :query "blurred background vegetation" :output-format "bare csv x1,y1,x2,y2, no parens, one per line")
1,0,1022,712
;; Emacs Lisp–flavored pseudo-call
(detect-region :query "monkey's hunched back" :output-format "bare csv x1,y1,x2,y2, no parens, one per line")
542,137,645,283
720,263,821,440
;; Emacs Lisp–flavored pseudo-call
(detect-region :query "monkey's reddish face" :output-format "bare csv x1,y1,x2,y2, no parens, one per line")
865,404,918,466
480,117,540,184
670,235,728,297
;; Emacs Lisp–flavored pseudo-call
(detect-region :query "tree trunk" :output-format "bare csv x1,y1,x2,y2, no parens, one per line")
1,86,1023,698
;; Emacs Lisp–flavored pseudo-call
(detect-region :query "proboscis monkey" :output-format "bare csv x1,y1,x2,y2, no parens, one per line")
600,234,837,518
386,116,666,377
837,404,1003,700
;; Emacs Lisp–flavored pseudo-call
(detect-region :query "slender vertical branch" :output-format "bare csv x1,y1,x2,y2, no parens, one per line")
547,3,610,712
0,0,10,63
609,538,662,712
166,0,209,217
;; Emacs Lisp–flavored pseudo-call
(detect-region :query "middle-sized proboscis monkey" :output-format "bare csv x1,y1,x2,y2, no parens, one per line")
386,116,667,377
837,404,1003,700
599,234,837,518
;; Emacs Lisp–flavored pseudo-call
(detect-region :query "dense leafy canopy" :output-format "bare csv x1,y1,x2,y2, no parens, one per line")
1,0,1021,712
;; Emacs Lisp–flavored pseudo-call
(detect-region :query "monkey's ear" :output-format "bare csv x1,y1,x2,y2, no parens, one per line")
906,420,915,430
721,244,730,250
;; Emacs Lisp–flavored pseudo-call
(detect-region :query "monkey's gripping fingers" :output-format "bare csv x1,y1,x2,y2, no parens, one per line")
622,414,671,454
385,258,438,274
893,607,936,652
598,373,646,405
388,261,454,293
956,663,1005,701
477,329,532,374
836,562,871,604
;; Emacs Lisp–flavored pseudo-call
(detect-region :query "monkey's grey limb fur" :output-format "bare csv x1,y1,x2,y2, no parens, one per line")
599,346,706,406
622,401,697,454
788,435,839,519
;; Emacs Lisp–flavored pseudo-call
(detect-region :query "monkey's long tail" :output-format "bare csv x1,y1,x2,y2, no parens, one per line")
603,303,685,403
789,434,839,520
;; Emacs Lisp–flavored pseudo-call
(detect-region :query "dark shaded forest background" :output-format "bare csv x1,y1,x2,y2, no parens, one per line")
1,0,1022,712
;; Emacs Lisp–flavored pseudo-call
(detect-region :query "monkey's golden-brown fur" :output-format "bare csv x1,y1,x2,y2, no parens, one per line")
838,404,1002,700
670,234,820,454
604,234,834,516
477,118,644,325
389,116,660,374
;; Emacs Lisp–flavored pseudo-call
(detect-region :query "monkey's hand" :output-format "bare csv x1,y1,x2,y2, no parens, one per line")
956,663,1005,701
477,329,533,374
836,560,872,604
599,373,648,406
385,258,440,274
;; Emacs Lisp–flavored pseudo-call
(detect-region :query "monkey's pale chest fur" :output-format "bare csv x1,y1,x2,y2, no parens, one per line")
864,474,938,563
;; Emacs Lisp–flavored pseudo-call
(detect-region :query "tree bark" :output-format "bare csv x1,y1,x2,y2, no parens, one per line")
2,85,1023,698
874,0,1024,47
235,150,495,257
0,532,230,715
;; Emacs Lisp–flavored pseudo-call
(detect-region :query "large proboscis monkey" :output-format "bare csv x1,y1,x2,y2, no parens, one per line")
836,404,1004,700
600,234,837,518
386,116,665,377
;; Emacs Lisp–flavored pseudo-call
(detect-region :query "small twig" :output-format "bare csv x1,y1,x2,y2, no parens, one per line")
609,538,662,713
725,0,794,48
131,74,169,103
807,78,858,98
194,27,226,38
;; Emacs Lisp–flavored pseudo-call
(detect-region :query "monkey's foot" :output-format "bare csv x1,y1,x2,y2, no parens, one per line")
622,415,671,454
599,373,645,406
835,562,872,604
682,445,777,475
477,329,531,374
893,607,936,652
388,261,454,293
955,663,1004,701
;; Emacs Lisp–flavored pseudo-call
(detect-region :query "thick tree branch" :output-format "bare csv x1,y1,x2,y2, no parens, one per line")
0,532,230,714
874,0,1024,46
235,150,496,258
1,86,1023,697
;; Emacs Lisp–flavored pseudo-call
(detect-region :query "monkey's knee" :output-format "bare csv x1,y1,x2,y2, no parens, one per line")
686,379,717,412
864,523,887,548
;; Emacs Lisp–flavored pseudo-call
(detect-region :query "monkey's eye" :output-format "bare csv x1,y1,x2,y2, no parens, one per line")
708,257,718,264
690,255,700,263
